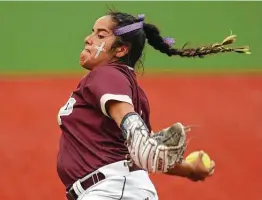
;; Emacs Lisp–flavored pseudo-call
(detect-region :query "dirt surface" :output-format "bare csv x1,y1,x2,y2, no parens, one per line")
1,74,261,200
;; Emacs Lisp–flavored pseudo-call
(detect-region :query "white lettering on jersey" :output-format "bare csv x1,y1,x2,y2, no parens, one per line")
57,97,76,125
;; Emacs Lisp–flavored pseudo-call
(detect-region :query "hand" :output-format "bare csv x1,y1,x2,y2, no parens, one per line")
187,151,215,182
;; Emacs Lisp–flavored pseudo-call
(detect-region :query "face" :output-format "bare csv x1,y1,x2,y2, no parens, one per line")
80,15,128,70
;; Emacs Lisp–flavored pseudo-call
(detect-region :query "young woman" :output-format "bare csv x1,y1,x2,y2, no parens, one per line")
57,11,249,200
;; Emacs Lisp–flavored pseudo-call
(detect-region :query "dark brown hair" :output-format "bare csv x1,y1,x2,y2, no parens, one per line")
108,10,250,69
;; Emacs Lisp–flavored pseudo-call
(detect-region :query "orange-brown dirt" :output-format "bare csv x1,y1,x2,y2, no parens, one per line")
1,74,261,200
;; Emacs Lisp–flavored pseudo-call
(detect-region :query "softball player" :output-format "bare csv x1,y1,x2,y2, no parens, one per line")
57,10,249,200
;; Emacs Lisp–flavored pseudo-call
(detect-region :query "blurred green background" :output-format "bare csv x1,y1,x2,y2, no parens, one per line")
0,1,261,75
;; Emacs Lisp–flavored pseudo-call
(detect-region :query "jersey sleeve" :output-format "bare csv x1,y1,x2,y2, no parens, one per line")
82,66,133,117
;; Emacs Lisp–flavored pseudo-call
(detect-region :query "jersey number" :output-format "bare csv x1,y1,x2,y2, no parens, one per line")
57,97,76,125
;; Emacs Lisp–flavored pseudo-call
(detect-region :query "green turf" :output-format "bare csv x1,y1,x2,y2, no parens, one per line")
0,1,261,74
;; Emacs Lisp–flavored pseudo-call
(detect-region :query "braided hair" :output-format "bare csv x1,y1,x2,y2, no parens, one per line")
108,10,250,69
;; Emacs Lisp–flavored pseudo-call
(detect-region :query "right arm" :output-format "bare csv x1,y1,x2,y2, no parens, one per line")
166,152,215,181
165,160,194,178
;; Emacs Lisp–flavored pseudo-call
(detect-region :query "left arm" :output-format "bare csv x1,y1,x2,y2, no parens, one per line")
107,100,187,174
106,100,133,127
108,101,215,181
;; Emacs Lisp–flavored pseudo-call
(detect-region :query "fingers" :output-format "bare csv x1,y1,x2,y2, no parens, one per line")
209,169,215,176
211,160,216,168
199,151,215,176
208,160,216,176
198,150,204,159
188,150,216,181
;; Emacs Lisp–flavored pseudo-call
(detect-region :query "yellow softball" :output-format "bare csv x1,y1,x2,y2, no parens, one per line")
185,151,211,168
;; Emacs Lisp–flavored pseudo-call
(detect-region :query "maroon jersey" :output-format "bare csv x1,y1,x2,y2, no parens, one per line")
56,64,151,189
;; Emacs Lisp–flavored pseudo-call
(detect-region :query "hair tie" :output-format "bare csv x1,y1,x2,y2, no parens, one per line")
163,37,175,47
137,14,145,21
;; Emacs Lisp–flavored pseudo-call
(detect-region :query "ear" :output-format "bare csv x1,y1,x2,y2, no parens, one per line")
115,45,129,58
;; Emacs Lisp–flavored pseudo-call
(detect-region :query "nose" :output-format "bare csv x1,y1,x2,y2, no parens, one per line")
84,35,93,46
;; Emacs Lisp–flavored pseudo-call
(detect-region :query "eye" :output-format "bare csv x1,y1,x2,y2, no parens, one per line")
98,35,105,39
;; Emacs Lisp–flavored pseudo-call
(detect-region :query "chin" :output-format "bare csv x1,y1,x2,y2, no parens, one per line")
80,53,92,69
79,61,94,71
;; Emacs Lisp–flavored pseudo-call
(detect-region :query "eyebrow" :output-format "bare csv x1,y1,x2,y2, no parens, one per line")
92,28,110,34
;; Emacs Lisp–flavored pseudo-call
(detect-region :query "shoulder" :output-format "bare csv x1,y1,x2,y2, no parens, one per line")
82,64,135,117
